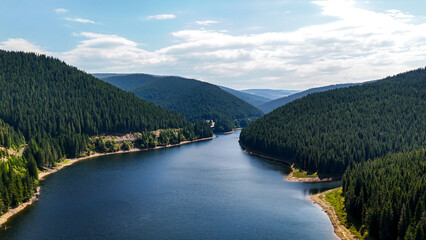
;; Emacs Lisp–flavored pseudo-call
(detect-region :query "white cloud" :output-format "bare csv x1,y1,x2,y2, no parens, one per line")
0,38,48,54
55,8,68,14
6,0,426,90
196,20,218,26
59,32,170,72
147,14,176,20
65,17,96,24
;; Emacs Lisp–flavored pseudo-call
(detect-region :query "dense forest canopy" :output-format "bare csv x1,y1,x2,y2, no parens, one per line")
240,68,426,175
343,149,425,240
100,74,264,132
0,50,211,214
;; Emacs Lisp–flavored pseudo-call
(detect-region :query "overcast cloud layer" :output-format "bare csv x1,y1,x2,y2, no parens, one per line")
1,0,425,90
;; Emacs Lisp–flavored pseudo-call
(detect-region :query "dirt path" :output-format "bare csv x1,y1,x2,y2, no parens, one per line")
310,189,357,240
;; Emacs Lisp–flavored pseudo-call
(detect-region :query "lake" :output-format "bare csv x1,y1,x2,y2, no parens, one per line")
0,131,340,240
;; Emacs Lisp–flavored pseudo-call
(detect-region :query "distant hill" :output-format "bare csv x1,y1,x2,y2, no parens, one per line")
95,74,264,132
259,83,357,113
100,74,158,91
241,89,299,100
91,73,131,79
218,86,270,107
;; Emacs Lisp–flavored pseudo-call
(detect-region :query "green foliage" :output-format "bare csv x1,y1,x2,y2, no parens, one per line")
342,148,426,240
0,156,37,214
240,68,426,175
101,74,263,132
0,119,24,149
324,187,365,239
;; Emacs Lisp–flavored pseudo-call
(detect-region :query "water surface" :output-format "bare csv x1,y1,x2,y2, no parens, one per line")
1,131,340,239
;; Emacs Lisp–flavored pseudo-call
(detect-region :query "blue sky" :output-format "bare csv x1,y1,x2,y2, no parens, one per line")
1,0,426,90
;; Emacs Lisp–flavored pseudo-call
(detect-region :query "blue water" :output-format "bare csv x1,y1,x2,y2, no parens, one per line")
0,131,339,239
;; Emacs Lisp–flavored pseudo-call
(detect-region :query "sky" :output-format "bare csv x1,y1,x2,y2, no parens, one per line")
1,0,426,90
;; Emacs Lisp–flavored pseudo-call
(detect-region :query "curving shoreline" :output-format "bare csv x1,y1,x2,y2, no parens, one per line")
239,141,339,183
0,136,214,227
310,189,356,240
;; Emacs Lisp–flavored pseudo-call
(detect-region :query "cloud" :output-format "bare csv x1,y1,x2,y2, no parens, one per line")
65,17,96,24
0,38,48,54
6,0,426,90
196,20,218,26
55,8,68,14
59,32,170,72
147,14,176,20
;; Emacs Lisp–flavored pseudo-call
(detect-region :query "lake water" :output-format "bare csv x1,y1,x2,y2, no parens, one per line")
0,131,340,240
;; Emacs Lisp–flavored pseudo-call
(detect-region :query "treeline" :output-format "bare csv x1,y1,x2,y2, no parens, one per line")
0,50,212,214
91,124,212,153
343,148,425,240
240,68,426,175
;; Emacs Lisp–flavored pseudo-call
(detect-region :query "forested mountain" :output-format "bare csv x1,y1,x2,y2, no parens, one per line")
218,86,270,107
96,74,264,132
240,68,426,175
97,73,158,91
0,50,210,215
259,83,357,113
343,148,425,240
97,73,270,108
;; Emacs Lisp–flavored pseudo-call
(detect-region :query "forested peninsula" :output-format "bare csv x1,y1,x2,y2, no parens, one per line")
240,68,426,239
0,50,212,221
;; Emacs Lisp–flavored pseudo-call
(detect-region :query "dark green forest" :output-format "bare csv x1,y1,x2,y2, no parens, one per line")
343,149,425,240
240,68,426,175
0,50,211,215
100,74,264,132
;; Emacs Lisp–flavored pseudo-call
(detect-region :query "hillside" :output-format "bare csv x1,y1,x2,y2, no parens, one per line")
218,86,270,107
97,73,158,91
259,83,357,113
241,89,298,100
96,74,264,132
342,148,425,240
240,68,426,175
0,50,211,214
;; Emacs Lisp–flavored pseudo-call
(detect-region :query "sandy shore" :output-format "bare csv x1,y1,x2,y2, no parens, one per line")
0,136,214,227
0,187,41,228
310,189,357,240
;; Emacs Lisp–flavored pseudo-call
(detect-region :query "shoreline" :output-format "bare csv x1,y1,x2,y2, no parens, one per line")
239,141,340,183
0,136,214,227
310,189,356,240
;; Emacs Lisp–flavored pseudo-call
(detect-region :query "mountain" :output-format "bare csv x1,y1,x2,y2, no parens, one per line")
259,83,357,113
241,89,299,100
96,74,270,108
0,50,210,214
99,73,158,91
95,74,264,132
218,86,270,107
240,68,426,175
